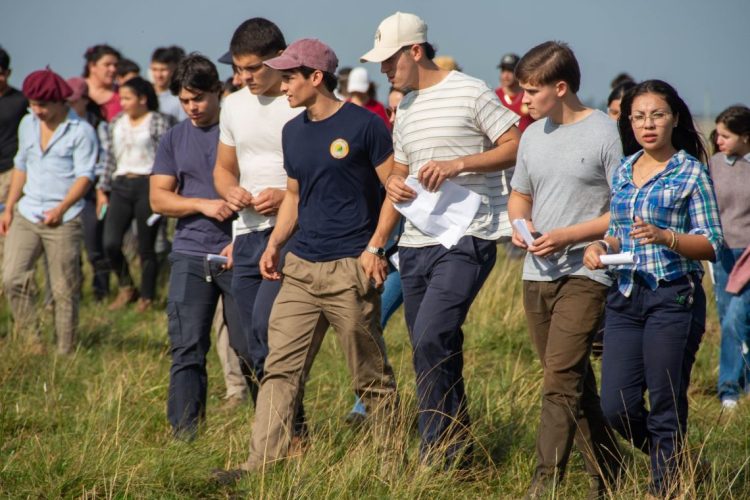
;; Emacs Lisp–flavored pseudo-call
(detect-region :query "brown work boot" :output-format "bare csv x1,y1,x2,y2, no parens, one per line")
135,298,153,313
108,287,137,311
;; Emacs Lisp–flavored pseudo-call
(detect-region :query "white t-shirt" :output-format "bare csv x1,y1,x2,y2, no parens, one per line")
219,89,301,234
393,71,519,247
112,112,155,177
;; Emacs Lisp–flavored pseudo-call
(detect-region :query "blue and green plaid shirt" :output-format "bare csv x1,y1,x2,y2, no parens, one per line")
607,150,724,297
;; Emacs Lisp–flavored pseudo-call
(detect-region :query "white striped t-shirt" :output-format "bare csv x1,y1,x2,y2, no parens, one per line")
393,71,519,247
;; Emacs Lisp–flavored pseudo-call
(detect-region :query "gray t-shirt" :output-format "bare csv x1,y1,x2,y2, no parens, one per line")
510,110,622,285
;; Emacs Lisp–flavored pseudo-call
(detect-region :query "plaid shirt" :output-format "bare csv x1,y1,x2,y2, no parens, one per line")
607,150,724,297
96,111,176,192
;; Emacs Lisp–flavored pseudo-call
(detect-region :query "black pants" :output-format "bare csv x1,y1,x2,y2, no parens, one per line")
103,176,158,300
81,184,110,300
166,252,244,436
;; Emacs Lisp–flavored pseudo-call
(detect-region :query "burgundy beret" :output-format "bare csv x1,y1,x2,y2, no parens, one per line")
22,67,73,102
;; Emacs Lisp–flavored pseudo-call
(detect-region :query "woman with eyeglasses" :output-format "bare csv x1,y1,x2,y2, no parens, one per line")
708,105,750,411
583,80,723,498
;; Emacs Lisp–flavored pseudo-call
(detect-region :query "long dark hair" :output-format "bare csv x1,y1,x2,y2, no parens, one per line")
121,77,159,111
617,79,707,162
82,44,121,77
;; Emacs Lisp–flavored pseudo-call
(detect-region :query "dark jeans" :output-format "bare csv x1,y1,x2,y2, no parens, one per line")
166,252,244,436
523,277,621,484
231,229,307,434
399,236,496,466
81,184,109,300
600,274,705,496
103,176,159,299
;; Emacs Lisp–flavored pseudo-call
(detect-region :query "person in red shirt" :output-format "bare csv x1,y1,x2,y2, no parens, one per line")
495,53,534,132
346,67,390,129
83,45,122,122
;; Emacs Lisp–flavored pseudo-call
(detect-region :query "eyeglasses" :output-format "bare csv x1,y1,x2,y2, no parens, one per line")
629,111,672,128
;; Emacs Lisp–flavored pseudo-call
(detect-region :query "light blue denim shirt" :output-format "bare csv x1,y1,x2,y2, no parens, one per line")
13,109,97,223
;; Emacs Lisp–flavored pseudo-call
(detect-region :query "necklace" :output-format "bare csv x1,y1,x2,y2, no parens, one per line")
634,160,666,185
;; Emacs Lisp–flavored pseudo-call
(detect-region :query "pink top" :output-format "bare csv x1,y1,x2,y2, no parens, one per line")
100,90,122,122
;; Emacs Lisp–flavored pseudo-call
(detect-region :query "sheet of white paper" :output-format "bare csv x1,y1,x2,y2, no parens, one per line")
146,213,162,227
394,177,481,249
600,253,639,266
389,251,400,272
512,218,535,246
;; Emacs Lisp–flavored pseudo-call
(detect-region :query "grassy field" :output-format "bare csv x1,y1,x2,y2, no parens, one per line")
1,248,749,499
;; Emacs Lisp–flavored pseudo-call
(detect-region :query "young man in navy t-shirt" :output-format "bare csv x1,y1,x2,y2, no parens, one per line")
215,39,399,478
150,54,246,439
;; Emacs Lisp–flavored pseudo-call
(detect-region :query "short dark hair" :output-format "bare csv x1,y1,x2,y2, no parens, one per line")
116,58,140,78
121,76,159,112
230,18,286,58
420,42,436,60
401,42,436,61
169,53,221,96
295,66,337,93
0,47,9,71
515,41,581,93
151,45,185,65
82,44,121,77
618,79,707,162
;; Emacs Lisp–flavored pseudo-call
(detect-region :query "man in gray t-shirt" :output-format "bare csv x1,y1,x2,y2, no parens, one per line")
508,42,622,499
512,110,621,285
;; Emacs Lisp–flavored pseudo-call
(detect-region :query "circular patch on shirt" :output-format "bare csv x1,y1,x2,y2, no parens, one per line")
330,138,349,159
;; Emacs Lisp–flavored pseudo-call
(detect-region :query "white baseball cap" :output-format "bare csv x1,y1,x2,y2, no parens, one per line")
347,67,370,94
360,12,428,63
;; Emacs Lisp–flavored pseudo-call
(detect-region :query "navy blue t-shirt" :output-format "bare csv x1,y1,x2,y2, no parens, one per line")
152,119,232,256
282,102,393,262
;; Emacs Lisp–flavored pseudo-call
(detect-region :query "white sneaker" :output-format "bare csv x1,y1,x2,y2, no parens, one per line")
721,398,739,410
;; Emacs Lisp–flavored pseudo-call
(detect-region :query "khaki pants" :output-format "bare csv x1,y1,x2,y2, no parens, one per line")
246,252,397,468
213,296,248,399
2,212,82,353
0,169,13,287
523,277,621,483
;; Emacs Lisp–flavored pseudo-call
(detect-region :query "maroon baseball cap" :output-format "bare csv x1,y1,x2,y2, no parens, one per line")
264,38,338,74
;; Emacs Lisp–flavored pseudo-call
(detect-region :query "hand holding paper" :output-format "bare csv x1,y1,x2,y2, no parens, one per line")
394,176,480,249
512,218,536,247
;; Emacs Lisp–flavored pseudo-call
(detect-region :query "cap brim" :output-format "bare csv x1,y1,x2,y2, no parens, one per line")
264,53,301,71
359,46,401,63
218,51,233,65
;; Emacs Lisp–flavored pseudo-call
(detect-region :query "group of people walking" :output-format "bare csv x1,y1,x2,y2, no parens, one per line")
1,10,748,499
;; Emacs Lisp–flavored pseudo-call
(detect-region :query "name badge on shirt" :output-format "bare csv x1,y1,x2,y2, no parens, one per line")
330,138,350,159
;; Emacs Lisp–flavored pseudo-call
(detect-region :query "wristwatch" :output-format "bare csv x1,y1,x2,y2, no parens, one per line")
366,246,386,258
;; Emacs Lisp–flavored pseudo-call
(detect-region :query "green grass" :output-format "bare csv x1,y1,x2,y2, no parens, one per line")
1,249,749,498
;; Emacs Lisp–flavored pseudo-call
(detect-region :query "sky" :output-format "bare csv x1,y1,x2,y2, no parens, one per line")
2,0,748,117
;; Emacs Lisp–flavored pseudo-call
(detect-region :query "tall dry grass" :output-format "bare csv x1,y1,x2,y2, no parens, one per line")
1,248,748,498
